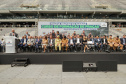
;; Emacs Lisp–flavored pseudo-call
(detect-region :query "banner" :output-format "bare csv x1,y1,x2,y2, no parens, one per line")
38,22,108,36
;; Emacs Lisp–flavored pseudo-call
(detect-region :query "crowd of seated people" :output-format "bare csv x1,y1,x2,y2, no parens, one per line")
16,30,126,53
0,29,126,53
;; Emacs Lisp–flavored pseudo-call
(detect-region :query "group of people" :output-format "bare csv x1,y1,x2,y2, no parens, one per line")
17,30,126,53
0,29,126,53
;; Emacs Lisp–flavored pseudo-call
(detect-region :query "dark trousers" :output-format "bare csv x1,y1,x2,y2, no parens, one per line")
48,45,54,52
95,44,101,51
123,44,126,50
0,45,1,52
75,43,82,51
88,44,95,51
22,45,27,52
27,45,33,52
35,45,41,52
102,44,108,51
69,45,74,52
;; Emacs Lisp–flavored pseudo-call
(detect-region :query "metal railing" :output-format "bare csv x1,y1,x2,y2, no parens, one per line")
0,25,37,28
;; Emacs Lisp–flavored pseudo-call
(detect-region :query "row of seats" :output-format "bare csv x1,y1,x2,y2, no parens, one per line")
0,0,125,10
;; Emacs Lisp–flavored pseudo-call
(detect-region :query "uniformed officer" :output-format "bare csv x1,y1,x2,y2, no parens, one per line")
113,36,123,51
107,35,114,51
61,36,68,51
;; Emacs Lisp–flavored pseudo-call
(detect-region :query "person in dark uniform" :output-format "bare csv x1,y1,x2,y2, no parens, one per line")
82,30,86,36
52,30,56,39
61,36,68,51
72,31,76,36
56,31,62,39
113,36,123,51
108,35,114,51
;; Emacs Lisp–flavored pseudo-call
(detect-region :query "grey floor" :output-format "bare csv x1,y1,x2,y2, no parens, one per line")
0,64,126,84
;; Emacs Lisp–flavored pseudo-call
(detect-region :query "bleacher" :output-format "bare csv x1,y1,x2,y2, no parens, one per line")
0,0,125,10
0,0,24,9
94,0,126,10
109,28,126,37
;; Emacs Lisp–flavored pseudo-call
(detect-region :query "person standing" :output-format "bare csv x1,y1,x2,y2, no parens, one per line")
56,31,62,39
82,30,86,36
25,32,30,38
72,31,76,37
0,39,1,52
1,38,5,52
9,29,18,38
52,30,56,39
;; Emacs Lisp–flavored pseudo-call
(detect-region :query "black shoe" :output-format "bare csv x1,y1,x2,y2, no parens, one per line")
106,50,110,53
59,51,61,53
119,49,123,52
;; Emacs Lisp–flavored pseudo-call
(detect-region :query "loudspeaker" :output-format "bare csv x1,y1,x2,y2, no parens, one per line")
97,61,117,71
62,61,83,72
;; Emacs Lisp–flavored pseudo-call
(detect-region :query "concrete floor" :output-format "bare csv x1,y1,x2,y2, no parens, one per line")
0,64,126,84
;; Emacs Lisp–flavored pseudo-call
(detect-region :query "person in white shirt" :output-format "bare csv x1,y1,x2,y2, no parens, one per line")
75,34,82,52
27,36,35,52
101,35,108,51
48,35,55,52
25,32,30,38
68,36,75,52
0,38,5,52
9,29,18,38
